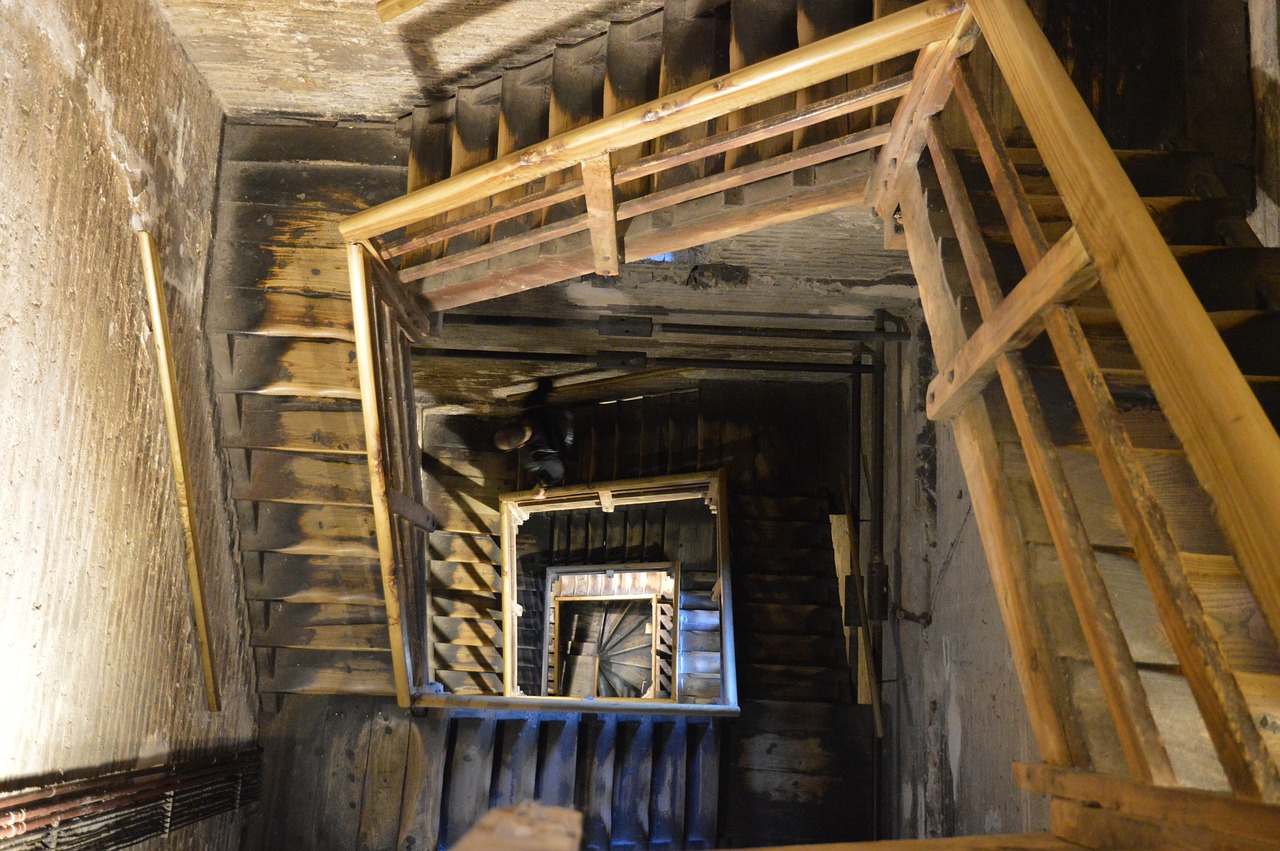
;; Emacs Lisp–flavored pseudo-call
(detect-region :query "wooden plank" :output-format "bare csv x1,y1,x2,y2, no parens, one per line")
234,450,371,506
795,0,872,149
649,720,687,846
725,0,798,169
207,287,354,340
970,0,1280,654
399,709,452,851
655,0,728,190
443,716,499,845
247,554,383,605
340,0,965,242
927,228,1097,421
538,715,581,808
922,126,1175,782
349,244,412,707
491,718,540,809
581,153,622,275
604,12,664,200
258,649,396,695
216,336,361,398
357,707,411,851
898,170,1085,767
253,623,391,652
240,503,378,557
576,715,618,851
685,722,719,848
944,73,1280,797
430,560,501,593
434,642,502,673
224,402,365,455
315,699,375,848
137,231,219,711
612,719,655,848
1018,762,1280,849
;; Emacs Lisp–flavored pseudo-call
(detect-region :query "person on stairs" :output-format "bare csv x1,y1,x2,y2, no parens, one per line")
494,377,574,499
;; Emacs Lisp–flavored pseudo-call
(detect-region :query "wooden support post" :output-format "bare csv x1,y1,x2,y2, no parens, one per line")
927,227,1097,421
922,118,1176,786
137,231,220,712
898,172,1086,767
947,58,1280,799
969,0,1280,653
347,243,412,707
581,153,622,276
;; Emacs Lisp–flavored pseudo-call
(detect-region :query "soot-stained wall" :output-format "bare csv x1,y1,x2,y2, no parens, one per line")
0,0,254,842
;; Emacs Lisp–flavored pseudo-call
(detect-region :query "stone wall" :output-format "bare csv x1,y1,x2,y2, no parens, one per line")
0,0,255,845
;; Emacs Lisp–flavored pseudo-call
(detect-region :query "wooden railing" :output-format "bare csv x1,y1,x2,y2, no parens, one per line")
339,0,968,312
347,246,437,707
876,0,1280,844
338,0,1280,838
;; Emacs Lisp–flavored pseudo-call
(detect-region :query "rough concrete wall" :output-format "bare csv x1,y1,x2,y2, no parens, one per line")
1249,0,1280,245
882,318,1048,838
0,0,255,843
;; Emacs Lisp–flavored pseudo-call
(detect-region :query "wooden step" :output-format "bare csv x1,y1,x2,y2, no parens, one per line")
432,591,501,619
739,663,846,702
738,603,843,636
430,560,501,593
737,633,847,668
230,449,371,506
215,337,360,398
725,0,798,169
435,669,503,695
1000,443,1229,556
207,287,354,340
245,553,383,605
433,616,502,647
239,502,377,556
730,493,832,520
429,530,500,563
253,622,391,653
732,545,839,575
737,572,835,603
737,698,870,734
492,57,553,243
222,397,365,455
733,518,831,548
605,11,665,201
447,79,503,256
257,648,395,695
434,642,503,674
953,147,1216,198
655,0,730,190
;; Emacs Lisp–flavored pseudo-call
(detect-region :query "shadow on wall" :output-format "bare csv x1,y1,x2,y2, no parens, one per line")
394,0,657,98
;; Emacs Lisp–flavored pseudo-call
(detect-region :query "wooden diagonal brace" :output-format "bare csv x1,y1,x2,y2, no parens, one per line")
927,227,1097,421
581,153,622,276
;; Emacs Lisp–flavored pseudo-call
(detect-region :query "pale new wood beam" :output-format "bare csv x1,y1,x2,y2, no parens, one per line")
927,227,1097,421
581,153,622,276
137,231,220,712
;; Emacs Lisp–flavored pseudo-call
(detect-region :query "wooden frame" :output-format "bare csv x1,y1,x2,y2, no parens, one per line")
491,470,737,715
552,594,660,700
543,562,680,701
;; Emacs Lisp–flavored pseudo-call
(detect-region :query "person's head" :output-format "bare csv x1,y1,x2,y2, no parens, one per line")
494,422,533,452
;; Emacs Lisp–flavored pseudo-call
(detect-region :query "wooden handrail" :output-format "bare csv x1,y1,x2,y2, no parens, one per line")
338,0,964,242
969,0,1280,648
137,231,220,713
348,243,413,707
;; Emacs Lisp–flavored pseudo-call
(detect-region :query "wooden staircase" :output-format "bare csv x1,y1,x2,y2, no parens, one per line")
207,124,409,702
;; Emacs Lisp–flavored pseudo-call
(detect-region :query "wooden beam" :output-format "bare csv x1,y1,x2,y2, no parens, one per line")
387,489,437,533
137,231,220,712
898,173,1085,767
927,227,1097,421
970,0,1280,650
347,243,412,707
1017,762,1280,849
948,58,1280,799
581,153,622,275
340,0,965,241
923,120,1176,786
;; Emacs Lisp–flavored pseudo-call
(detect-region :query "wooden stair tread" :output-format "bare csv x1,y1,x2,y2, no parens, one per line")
223,401,366,455
252,622,392,652
231,449,372,506
208,287,355,340
257,649,395,695
246,554,383,605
